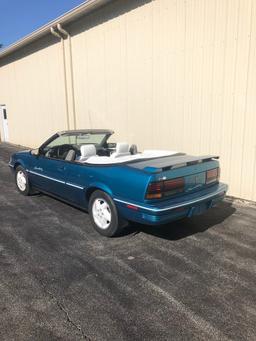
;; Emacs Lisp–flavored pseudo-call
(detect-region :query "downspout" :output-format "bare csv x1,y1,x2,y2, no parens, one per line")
50,27,70,130
57,24,77,130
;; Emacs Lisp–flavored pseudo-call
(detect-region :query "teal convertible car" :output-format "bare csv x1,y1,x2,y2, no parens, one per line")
9,129,228,237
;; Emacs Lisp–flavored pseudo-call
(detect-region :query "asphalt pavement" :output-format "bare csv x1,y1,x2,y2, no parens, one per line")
0,142,256,341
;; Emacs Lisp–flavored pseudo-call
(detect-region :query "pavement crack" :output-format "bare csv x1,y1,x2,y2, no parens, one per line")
45,288,92,340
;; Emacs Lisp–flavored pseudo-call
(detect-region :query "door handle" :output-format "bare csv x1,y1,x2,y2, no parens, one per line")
57,166,66,171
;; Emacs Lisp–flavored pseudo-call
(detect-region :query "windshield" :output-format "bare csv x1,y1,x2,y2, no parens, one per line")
39,131,112,160
47,132,108,148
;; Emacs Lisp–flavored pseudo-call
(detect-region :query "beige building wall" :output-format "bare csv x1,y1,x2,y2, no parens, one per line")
0,0,256,201
0,36,67,147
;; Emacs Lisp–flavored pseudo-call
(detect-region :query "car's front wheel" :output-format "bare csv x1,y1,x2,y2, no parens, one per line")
88,190,126,237
15,166,32,196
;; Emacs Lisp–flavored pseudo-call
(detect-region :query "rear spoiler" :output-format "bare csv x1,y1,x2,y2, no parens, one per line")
142,155,219,173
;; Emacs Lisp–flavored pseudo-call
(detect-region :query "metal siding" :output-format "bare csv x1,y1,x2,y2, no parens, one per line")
71,0,256,201
0,40,67,147
0,0,255,201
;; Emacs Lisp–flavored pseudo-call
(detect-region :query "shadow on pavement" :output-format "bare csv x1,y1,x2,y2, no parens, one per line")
123,201,236,240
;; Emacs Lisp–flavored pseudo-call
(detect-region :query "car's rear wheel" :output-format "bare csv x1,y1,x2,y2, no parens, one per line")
15,166,32,196
88,190,126,237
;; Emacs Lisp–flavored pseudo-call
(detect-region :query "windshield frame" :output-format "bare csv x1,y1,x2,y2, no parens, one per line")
37,130,113,156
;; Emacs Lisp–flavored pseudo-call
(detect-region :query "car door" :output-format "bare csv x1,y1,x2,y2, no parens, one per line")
29,155,68,198
62,162,88,207
28,133,75,198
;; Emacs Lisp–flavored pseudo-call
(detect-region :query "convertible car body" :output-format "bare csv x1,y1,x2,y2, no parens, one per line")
9,129,228,236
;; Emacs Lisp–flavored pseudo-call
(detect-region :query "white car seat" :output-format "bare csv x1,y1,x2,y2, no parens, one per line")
111,142,130,158
65,149,76,161
78,144,97,161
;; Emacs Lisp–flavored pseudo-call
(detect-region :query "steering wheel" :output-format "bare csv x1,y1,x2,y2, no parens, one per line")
57,144,80,159
45,147,57,158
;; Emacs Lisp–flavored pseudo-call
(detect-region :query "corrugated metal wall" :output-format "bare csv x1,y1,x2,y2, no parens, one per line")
0,37,67,147
0,0,256,201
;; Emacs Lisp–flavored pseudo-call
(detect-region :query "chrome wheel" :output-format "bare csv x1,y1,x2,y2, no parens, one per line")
92,198,112,229
16,170,27,192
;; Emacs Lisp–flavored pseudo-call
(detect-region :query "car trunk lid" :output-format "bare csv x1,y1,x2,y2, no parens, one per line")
128,154,219,173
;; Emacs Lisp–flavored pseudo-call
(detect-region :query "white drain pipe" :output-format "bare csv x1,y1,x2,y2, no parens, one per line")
0,0,112,59
57,24,77,129
50,27,70,130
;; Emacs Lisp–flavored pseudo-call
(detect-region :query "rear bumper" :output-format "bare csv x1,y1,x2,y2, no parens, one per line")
114,182,228,225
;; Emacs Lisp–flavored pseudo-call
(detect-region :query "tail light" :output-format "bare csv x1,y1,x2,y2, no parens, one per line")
206,167,220,184
146,168,220,200
146,177,185,199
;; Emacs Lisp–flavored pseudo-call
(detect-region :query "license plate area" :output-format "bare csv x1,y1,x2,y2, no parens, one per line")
188,202,210,217
185,172,206,193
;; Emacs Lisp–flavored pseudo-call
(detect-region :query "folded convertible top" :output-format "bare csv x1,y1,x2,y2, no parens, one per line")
128,154,219,173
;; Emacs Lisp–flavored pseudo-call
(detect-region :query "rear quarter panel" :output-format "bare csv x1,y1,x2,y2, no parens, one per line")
80,164,151,203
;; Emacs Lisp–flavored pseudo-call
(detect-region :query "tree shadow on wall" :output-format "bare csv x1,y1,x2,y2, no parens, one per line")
67,0,153,38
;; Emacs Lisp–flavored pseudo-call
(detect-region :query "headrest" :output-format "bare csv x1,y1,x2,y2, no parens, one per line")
116,142,129,154
129,144,138,155
80,144,96,158
110,142,130,158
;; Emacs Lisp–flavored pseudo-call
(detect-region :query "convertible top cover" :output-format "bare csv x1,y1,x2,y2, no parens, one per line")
128,154,219,172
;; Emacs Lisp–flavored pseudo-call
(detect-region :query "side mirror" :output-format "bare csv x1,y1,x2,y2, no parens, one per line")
31,148,40,156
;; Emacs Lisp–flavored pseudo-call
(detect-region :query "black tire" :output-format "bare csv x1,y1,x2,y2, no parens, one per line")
88,190,126,237
15,166,32,196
